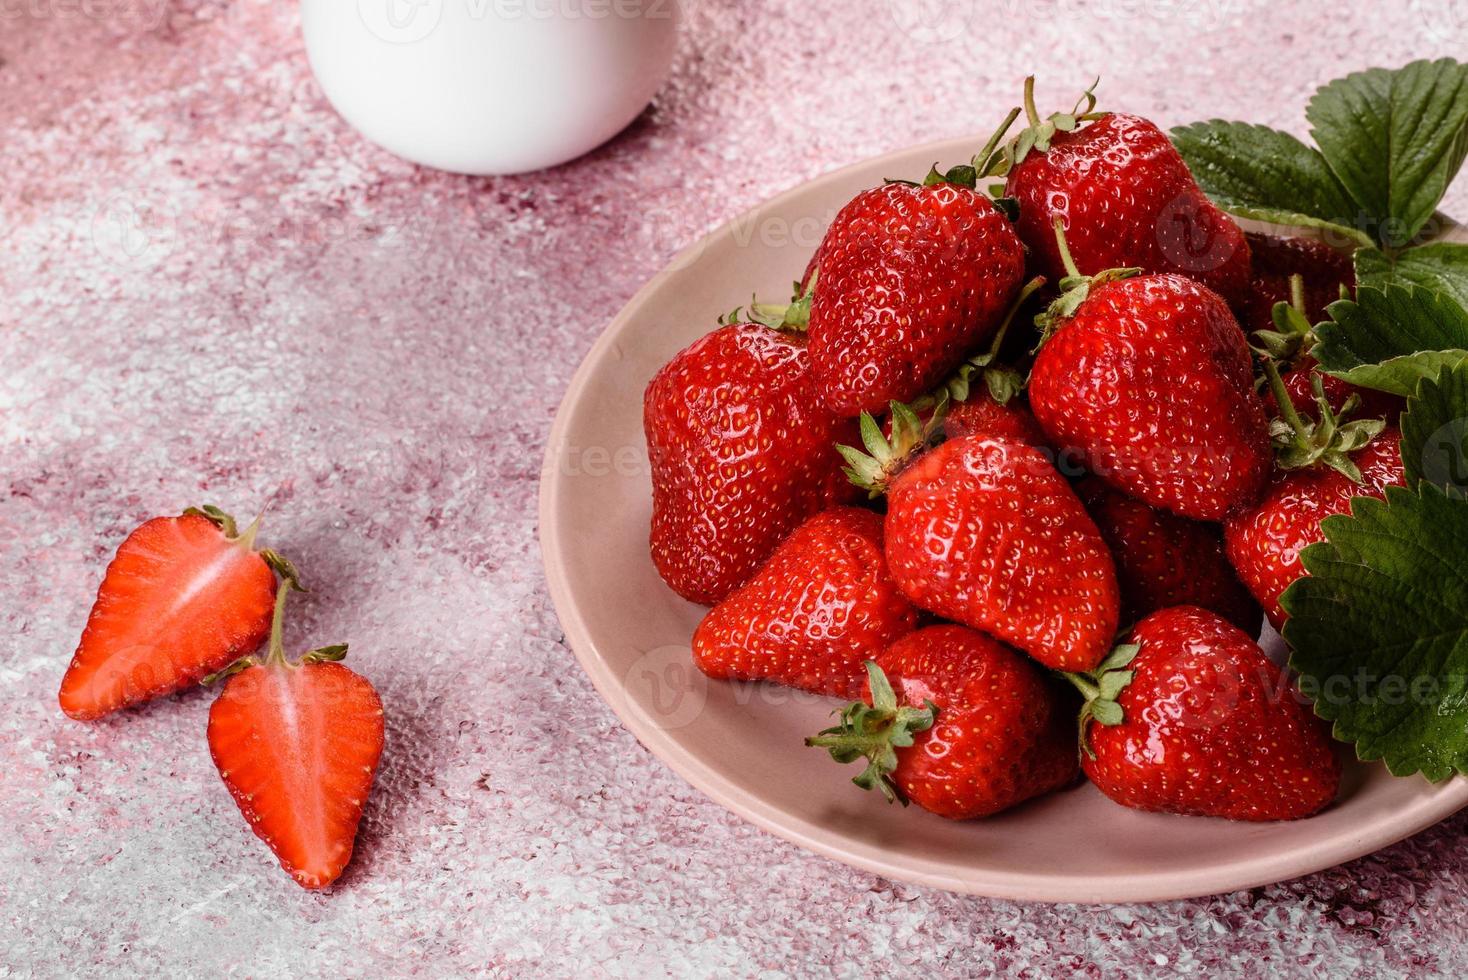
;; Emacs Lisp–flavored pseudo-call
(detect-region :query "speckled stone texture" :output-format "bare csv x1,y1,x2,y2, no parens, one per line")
4,1,1468,975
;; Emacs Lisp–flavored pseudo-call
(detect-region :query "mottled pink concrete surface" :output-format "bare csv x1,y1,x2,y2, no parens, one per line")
5,0,1468,975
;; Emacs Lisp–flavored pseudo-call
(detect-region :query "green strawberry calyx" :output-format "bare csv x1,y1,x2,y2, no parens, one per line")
1059,642,1140,759
1251,274,1320,364
1250,274,1385,480
978,75,1107,180
1033,217,1141,345
1261,357,1386,481
885,105,1023,193
747,268,817,333
837,400,947,497
804,661,938,806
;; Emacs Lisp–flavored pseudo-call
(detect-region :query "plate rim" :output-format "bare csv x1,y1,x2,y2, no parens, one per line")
538,135,1468,903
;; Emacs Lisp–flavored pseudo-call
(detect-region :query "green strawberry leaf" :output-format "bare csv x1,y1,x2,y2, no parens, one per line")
1170,120,1370,247
1282,485,1468,780
1306,59,1468,248
1401,361,1468,493
1313,284,1468,395
1356,242,1468,311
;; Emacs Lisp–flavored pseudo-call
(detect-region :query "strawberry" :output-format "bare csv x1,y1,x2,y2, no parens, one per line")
1077,477,1261,635
1239,232,1353,335
692,507,917,698
1003,80,1251,308
1028,245,1272,520
644,318,858,606
806,627,1078,818
208,579,384,890
843,408,1119,672
806,171,1027,416
59,506,283,721
1064,606,1339,821
1224,428,1404,630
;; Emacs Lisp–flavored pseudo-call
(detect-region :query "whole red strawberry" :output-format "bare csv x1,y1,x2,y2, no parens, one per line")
1225,428,1404,630
808,175,1026,416
806,627,1077,818
1077,477,1261,634
1239,232,1354,335
692,507,917,698
1004,83,1251,308
1066,606,1339,821
645,319,858,605
1029,267,1271,520
60,506,282,721
208,580,384,890
845,412,1118,672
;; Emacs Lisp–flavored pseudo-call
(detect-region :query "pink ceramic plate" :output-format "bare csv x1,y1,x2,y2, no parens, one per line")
539,136,1468,903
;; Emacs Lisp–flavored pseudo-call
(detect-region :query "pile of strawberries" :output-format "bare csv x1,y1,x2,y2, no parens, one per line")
644,80,1402,822
58,507,384,890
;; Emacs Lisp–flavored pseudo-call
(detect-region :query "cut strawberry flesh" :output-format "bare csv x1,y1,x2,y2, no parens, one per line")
208,661,384,890
60,514,276,720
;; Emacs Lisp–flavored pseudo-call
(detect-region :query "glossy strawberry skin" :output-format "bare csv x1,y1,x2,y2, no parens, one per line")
1085,606,1340,821
873,625,1078,819
884,434,1119,672
1029,274,1272,520
1077,477,1261,635
1224,429,1404,630
59,514,276,720
941,393,1049,447
1007,113,1252,308
1239,232,1354,335
209,660,385,890
645,322,859,606
809,181,1026,416
693,507,917,699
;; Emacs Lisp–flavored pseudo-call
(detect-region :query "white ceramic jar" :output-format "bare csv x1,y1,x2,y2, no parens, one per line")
302,0,682,175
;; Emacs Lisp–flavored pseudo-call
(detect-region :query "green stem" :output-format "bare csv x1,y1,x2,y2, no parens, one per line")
1023,75,1041,127
987,275,1046,359
265,578,293,668
1263,357,1309,441
233,512,263,552
1289,273,1307,320
1060,672,1100,701
1052,216,1081,279
974,106,1021,175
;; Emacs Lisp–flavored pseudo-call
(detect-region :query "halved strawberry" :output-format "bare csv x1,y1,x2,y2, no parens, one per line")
207,580,385,890
59,506,282,721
